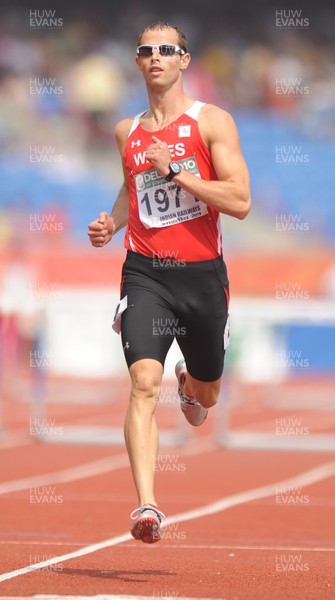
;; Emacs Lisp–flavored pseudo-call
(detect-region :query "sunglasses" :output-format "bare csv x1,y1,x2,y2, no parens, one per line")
137,44,186,57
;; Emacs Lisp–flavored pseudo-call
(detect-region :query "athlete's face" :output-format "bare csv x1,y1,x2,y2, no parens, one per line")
136,28,190,87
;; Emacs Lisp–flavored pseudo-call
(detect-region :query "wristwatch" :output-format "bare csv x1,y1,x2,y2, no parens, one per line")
165,161,182,182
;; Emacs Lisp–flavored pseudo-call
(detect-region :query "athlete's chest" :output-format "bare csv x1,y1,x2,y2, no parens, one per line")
125,118,200,174
129,139,188,172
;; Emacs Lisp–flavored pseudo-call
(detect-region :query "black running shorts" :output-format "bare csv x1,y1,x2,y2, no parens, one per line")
116,250,230,382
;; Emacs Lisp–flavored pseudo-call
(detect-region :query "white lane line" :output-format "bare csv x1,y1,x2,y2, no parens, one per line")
162,459,335,529
1,458,335,582
0,454,129,496
0,532,133,583
0,436,215,497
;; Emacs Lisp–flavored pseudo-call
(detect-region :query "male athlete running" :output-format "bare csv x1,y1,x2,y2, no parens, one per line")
88,21,251,543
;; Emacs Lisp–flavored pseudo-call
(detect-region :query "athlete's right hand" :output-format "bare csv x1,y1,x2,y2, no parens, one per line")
88,212,115,247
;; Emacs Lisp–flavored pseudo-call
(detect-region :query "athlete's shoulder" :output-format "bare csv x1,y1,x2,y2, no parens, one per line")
114,117,138,155
199,104,240,143
200,103,236,126
114,118,133,142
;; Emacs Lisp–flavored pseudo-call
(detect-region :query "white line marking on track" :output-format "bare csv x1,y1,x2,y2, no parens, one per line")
0,436,215,497
1,458,335,582
0,454,129,496
162,458,335,528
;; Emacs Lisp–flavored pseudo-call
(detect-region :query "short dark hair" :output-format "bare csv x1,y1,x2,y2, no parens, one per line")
137,21,188,53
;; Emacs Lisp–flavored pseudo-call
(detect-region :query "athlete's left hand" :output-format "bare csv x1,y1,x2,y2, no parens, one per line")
145,135,171,177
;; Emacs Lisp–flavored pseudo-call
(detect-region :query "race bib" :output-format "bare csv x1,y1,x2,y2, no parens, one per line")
135,157,208,229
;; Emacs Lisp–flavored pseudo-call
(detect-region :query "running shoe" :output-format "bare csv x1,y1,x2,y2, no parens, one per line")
130,504,165,543
175,359,208,427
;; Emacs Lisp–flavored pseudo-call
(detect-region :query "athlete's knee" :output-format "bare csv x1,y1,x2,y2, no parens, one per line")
129,359,163,402
191,377,221,409
203,395,219,409
199,389,219,409
131,374,161,401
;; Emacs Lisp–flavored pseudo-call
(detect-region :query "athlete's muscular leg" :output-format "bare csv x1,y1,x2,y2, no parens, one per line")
124,358,163,506
183,372,221,409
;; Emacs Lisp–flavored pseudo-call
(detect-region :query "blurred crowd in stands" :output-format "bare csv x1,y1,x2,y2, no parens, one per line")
0,2,334,250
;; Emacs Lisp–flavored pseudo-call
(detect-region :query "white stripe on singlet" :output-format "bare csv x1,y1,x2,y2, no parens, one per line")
185,100,205,121
128,111,146,137
128,229,136,252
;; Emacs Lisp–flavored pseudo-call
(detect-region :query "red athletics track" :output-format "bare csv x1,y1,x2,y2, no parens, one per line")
0,378,335,600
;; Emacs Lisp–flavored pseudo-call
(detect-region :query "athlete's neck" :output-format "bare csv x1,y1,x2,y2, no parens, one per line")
144,90,195,131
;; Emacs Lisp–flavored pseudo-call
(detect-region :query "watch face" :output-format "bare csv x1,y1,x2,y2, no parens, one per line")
171,161,181,174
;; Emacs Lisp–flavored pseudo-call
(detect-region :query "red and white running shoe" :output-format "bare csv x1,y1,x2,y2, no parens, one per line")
130,504,165,543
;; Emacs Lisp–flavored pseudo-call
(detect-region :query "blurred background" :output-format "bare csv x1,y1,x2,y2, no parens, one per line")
0,0,334,447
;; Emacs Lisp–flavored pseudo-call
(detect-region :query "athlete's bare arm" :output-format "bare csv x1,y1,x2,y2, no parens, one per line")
145,105,251,220
88,119,131,247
